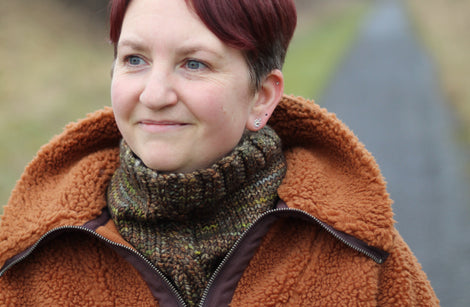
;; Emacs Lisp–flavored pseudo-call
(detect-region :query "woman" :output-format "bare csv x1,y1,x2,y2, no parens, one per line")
0,0,438,305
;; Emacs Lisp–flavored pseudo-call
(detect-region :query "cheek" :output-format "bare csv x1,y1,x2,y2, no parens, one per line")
194,89,242,129
198,80,252,118
111,77,135,117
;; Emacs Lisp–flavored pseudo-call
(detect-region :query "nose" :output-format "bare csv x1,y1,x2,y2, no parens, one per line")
139,66,178,109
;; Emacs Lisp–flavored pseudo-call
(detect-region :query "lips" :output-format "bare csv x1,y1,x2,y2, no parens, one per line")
137,119,188,133
139,119,182,125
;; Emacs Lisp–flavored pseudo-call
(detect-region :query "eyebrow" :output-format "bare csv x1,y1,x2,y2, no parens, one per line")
176,45,224,59
118,38,223,58
116,38,149,53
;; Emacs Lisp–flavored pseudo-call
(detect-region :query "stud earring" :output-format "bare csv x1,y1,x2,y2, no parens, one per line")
254,118,262,128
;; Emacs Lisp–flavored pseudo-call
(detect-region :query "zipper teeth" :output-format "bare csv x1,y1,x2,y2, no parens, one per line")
2,208,384,306
79,227,188,307
0,225,188,307
198,208,274,307
285,208,384,264
199,207,384,306
0,229,56,277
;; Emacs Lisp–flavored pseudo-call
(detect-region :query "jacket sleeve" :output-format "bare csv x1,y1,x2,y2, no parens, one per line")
377,229,439,306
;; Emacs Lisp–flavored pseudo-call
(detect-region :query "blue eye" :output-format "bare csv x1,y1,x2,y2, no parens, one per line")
127,56,144,66
186,60,206,70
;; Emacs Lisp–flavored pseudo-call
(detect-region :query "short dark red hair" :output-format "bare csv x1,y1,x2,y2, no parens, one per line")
109,0,297,89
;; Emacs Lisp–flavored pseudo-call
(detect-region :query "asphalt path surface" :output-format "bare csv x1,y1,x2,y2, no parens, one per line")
319,0,470,305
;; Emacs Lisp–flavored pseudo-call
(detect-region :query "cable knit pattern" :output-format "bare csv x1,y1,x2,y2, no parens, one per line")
107,126,286,306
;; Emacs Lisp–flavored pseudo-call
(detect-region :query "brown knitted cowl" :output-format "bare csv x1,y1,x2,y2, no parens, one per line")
107,126,286,306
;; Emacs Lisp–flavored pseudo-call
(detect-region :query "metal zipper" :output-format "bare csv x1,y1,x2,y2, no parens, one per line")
198,207,386,306
2,208,385,306
0,225,188,307
197,208,272,307
275,207,386,263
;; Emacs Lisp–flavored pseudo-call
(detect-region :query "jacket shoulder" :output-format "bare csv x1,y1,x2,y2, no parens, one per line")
0,107,121,267
0,229,155,305
377,229,440,306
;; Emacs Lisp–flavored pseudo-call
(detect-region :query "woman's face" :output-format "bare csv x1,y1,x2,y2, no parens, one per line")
111,0,260,173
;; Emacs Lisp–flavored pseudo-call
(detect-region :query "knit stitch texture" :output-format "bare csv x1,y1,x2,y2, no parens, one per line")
107,126,286,306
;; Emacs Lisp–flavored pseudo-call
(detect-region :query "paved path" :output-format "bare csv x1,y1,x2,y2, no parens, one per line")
320,0,470,305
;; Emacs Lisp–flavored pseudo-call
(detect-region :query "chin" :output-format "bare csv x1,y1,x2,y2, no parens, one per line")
140,157,183,173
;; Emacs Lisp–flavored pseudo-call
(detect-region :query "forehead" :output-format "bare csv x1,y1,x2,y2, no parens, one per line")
121,0,213,43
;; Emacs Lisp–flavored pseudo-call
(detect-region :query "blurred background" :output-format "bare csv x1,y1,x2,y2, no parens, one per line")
1,0,469,305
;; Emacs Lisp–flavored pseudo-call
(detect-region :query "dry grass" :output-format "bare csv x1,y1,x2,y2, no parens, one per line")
407,0,470,142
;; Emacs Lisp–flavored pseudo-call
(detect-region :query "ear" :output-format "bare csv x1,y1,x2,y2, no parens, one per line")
246,69,284,131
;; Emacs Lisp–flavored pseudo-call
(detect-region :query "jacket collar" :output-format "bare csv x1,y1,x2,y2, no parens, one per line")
271,95,394,251
0,95,394,267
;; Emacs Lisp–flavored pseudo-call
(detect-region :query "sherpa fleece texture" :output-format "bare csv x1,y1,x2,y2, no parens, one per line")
0,95,438,306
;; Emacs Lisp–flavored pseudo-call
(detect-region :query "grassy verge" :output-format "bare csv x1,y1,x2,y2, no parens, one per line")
284,1,370,99
406,1,470,143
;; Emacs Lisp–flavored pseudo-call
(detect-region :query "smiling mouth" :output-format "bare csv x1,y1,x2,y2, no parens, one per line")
138,120,188,133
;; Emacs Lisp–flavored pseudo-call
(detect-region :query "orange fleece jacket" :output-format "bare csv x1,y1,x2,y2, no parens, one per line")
0,95,438,306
